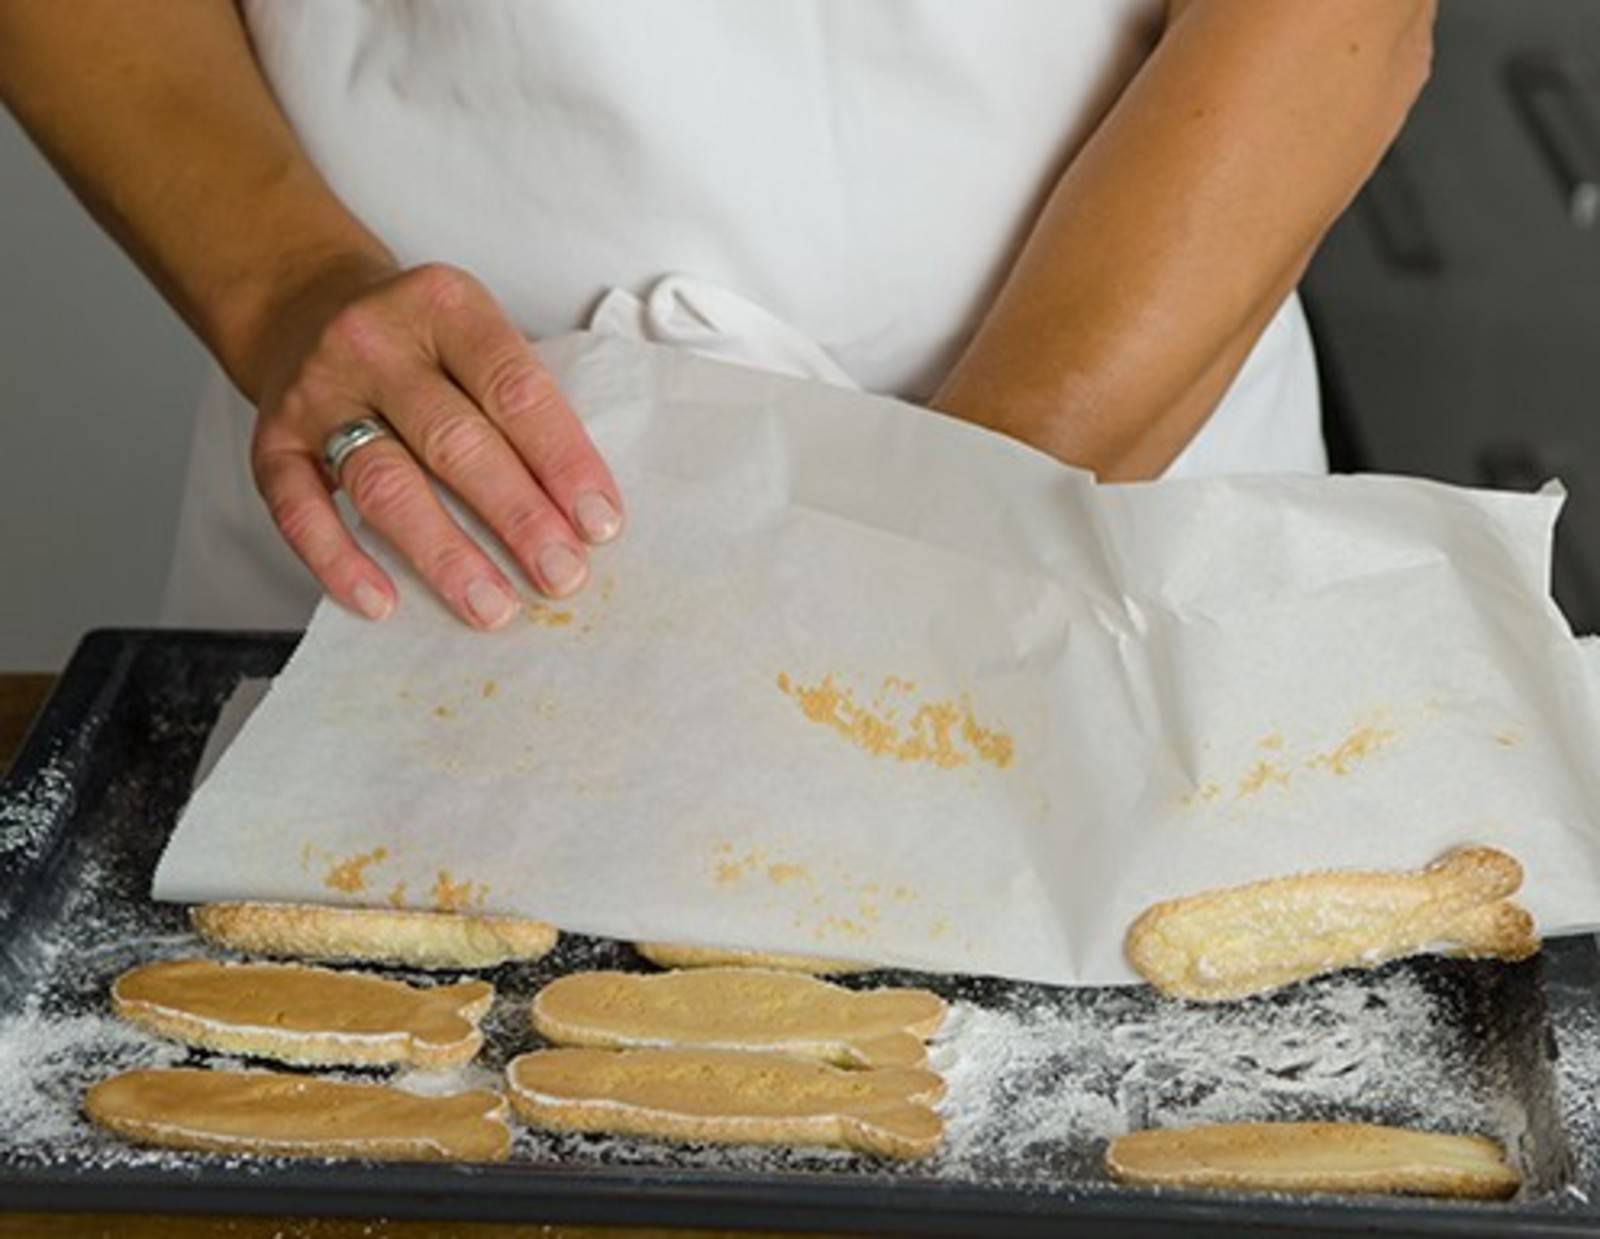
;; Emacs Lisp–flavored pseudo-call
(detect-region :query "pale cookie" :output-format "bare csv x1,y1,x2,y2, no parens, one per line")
506,1047,945,1159
112,959,492,1070
86,1068,510,1162
635,941,871,975
1106,1122,1520,1199
192,902,557,970
1125,846,1539,1002
531,968,945,1068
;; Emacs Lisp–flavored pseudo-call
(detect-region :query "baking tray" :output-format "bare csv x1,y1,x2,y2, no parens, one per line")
6,629,1600,1236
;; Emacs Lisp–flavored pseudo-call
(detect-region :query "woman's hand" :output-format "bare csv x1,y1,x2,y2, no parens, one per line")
0,2,622,629
250,258,624,629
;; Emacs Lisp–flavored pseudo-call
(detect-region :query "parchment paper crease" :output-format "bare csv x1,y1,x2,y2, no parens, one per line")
155,333,1600,985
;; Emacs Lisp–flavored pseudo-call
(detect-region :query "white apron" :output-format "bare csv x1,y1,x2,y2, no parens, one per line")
163,0,1325,629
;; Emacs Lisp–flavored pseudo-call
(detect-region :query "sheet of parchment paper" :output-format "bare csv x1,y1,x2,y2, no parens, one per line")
154,333,1600,985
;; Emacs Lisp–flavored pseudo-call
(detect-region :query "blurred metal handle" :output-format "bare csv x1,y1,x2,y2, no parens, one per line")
1505,51,1600,230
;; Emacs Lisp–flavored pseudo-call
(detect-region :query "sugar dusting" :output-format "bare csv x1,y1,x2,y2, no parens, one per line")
0,846,1561,1195
0,747,74,867
931,973,1523,1184
0,716,1577,1201
1555,1001,1600,1199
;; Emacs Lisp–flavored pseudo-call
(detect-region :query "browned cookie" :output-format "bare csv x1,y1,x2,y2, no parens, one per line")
532,967,945,1067
507,1046,945,1159
86,1068,510,1162
113,959,492,1069
1126,846,1538,1002
635,941,871,974
193,901,556,970
1107,1121,1520,1199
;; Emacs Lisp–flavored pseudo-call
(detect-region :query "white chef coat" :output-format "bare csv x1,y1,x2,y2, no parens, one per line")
162,0,1326,629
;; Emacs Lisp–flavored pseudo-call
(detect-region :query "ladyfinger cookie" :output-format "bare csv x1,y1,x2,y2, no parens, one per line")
192,901,556,970
635,941,871,974
531,967,946,1068
86,1068,510,1162
1107,1121,1520,1199
1125,846,1538,1002
507,1046,945,1159
113,959,492,1069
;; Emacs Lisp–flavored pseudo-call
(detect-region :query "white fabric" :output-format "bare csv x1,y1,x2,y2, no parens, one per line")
591,275,860,388
163,0,1325,627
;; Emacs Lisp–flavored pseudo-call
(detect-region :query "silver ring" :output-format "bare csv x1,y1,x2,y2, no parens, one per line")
322,416,393,479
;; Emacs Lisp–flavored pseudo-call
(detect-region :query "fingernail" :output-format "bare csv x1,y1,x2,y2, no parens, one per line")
537,543,587,596
573,491,622,543
465,578,518,629
353,581,393,621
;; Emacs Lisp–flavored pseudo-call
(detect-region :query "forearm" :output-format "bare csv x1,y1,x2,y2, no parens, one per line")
934,0,1435,479
0,0,392,399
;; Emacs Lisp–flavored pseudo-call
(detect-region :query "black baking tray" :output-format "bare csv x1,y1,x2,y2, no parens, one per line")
5,628,1600,1236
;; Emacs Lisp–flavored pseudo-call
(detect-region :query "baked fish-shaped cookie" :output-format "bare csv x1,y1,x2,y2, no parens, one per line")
1125,846,1538,1002
193,902,557,970
112,959,493,1069
86,1068,511,1162
1107,1121,1520,1199
531,967,945,1068
507,1047,945,1159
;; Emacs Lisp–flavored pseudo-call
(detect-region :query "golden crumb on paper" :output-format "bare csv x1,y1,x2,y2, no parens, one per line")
814,914,871,942
1257,732,1284,750
767,863,809,886
600,574,616,602
324,847,389,894
960,709,1015,768
481,680,498,699
1311,722,1397,776
432,704,455,720
712,846,765,886
526,603,575,628
386,881,408,909
775,672,1014,772
431,870,489,913
1237,760,1291,799
1494,728,1523,748
1180,781,1224,809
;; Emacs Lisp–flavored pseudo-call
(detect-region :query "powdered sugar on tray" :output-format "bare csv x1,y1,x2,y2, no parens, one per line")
0,747,74,868
0,712,1577,1197
1554,1001,1600,1193
0,871,1562,1192
930,972,1523,1184
0,1005,182,1154
475,956,1548,1190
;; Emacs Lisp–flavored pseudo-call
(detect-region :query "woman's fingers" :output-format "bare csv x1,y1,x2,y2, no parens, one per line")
422,266,625,546
376,365,590,598
337,435,523,630
251,261,623,626
254,444,396,622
